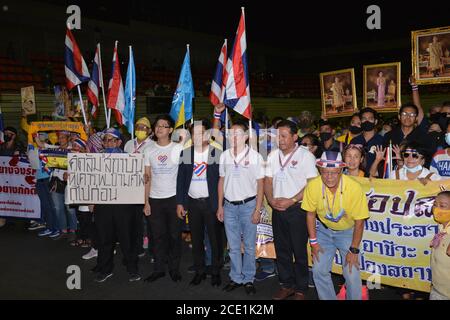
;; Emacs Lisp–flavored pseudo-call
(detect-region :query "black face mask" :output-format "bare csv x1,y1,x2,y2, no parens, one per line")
430,113,441,123
349,126,362,134
437,114,448,131
361,121,375,132
4,135,12,143
320,132,333,142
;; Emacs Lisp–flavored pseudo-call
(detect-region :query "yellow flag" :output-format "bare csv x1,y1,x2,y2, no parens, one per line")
175,99,186,128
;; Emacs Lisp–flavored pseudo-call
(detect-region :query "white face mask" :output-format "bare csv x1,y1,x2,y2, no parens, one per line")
405,165,423,173
445,133,450,146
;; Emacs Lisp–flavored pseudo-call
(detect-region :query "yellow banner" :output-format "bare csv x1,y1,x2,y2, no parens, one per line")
256,177,450,293
27,121,88,145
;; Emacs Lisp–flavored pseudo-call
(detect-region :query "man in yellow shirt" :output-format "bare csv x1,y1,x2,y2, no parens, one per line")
301,151,369,300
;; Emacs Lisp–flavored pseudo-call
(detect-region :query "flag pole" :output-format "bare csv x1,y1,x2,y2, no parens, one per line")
97,43,109,128
187,43,191,128
76,85,88,126
129,45,134,141
389,140,393,178
241,7,253,145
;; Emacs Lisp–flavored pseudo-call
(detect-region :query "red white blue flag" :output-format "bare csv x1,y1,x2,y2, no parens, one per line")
64,28,90,91
107,41,126,126
209,39,227,106
223,9,252,120
87,44,101,118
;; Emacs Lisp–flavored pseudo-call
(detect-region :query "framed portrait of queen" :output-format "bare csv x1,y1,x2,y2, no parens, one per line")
363,62,401,113
320,68,357,118
412,26,450,84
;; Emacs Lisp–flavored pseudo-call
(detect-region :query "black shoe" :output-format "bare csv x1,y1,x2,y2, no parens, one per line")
244,282,256,295
169,270,182,282
223,281,242,292
211,274,222,287
189,273,206,286
94,272,113,283
144,272,165,283
129,273,141,282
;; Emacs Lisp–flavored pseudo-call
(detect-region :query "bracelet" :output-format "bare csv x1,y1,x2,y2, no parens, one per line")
309,238,318,246
213,112,221,119
411,85,418,91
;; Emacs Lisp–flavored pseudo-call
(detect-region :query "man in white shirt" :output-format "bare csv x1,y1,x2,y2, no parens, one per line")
124,117,155,259
143,115,183,283
217,120,265,295
265,120,318,300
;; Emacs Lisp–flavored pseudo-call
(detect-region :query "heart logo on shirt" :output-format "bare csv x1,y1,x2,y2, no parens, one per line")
158,155,168,163
291,160,298,166
194,162,207,176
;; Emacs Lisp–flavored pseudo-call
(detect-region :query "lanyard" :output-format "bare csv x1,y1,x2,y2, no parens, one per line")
322,177,345,222
133,139,148,153
233,146,250,168
278,145,299,171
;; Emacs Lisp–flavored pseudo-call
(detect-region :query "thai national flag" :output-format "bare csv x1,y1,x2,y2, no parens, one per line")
64,28,90,91
223,8,252,120
209,39,227,106
383,144,393,178
87,44,101,118
107,41,126,126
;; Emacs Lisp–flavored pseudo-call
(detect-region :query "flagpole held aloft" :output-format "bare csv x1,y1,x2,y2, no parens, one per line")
76,85,88,127
97,43,109,128
129,45,134,140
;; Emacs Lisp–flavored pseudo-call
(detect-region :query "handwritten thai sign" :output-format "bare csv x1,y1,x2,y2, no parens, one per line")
66,153,145,204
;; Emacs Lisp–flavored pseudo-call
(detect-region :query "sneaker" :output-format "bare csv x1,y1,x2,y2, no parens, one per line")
138,251,146,258
48,231,61,238
255,271,276,282
28,222,46,231
82,248,98,260
37,229,53,237
94,272,113,283
129,273,141,282
51,232,67,240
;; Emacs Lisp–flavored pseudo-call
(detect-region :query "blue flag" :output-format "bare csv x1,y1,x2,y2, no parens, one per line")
124,46,136,135
170,48,194,128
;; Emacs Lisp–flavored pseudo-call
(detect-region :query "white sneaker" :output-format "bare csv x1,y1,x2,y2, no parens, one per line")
82,248,98,260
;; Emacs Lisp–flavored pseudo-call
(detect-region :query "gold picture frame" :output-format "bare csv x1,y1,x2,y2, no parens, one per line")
320,68,357,118
412,26,450,85
363,62,401,113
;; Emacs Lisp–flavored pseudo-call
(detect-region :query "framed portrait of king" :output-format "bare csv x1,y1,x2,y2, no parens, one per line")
363,62,401,113
320,68,357,118
412,26,450,84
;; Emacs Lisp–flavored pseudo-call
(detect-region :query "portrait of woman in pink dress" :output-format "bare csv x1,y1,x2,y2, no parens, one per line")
376,71,386,107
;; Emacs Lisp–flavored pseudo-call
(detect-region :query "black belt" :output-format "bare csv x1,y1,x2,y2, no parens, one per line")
225,196,256,206
189,196,209,202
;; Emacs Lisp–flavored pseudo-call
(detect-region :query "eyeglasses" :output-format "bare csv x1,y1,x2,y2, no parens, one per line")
155,125,170,129
400,112,417,118
402,152,420,159
301,142,312,147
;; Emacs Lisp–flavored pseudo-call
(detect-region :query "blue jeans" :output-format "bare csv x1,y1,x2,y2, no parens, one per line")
36,179,57,230
224,198,257,284
312,222,362,300
51,191,77,231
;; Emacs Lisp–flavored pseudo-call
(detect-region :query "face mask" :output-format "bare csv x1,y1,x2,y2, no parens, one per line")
349,126,362,135
432,207,450,224
361,121,375,132
135,130,148,141
438,114,448,131
320,132,332,142
4,135,12,143
430,113,440,122
405,165,423,173
445,133,450,146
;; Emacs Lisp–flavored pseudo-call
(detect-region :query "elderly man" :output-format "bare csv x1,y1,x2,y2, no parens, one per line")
301,151,369,300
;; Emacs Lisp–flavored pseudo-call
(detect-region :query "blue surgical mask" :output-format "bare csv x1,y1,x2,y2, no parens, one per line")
445,133,450,146
405,165,423,173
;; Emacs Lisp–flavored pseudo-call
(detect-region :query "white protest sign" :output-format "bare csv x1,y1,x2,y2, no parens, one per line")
67,153,145,204
0,156,41,219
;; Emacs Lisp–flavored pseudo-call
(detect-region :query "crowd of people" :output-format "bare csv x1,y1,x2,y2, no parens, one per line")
0,78,449,300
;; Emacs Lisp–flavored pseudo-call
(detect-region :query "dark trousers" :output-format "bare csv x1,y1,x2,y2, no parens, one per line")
95,204,138,274
147,196,181,273
76,210,93,241
36,179,56,230
188,197,223,275
131,204,144,254
272,204,309,293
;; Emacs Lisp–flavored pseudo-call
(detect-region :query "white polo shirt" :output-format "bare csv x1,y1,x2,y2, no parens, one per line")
144,142,183,199
188,148,210,199
219,146,265,202
266,145,318,198
124,137,155,154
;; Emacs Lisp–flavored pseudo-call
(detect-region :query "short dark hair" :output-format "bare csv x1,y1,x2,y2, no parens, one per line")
154,114,175,129
399,103,419,116
231,119,248,131
319,119,332,128
4,126,17,135
276,120,298,135
359,107,378,120
190,118,211,133
271,116,284,128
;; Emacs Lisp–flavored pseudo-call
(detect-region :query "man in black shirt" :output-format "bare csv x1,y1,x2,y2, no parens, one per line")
318,120,343,153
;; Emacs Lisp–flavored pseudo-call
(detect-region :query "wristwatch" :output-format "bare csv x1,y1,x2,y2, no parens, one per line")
349,247,360,254
291,197,298,203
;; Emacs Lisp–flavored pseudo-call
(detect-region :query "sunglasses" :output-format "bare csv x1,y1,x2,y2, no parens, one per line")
402,152,420,159
301,142,312,147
